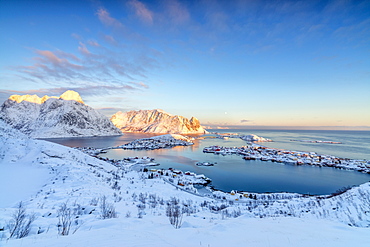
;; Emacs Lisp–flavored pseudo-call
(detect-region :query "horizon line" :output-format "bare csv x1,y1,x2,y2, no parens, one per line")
204,125,370,131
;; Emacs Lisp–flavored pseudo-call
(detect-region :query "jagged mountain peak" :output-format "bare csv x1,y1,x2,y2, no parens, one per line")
125,109,172,116
59,90,84,104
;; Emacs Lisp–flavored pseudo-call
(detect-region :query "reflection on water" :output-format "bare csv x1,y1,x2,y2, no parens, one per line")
99,136,369,195
44,131,370,195
40,133,165,148
213,129,370,160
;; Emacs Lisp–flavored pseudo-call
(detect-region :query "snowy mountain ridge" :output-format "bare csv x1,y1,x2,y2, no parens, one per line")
111,109,207,134
0,90,122,138
9,90,85,104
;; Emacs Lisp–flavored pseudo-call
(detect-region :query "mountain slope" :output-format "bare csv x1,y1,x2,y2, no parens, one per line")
0,90,122,138
111,109,207,134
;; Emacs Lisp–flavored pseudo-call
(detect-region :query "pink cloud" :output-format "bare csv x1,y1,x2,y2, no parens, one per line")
96,7,123,28
129,81,149,89
55,50,80,62
35,50,83,70
71,33,82,40
103,35,117,45
87,40,100,47
36,50,64,64
129,0,153,24
18,50,85,84
78,42,91,55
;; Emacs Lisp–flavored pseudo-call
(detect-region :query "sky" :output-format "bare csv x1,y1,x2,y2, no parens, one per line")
0,0,369,129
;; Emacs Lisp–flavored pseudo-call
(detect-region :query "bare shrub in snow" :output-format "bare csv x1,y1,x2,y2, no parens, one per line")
166,197,183,229
232,208,242,218
137,204,146,218
149,194,158,208
132,193,137,201
7,202,36,239
90,197,99,206
100,196,117,219
57,201,84,236
182,200,196,216
139,193,147,204
72,202,84,215
57,202,73,236
221,209,229,220
111,181,120,190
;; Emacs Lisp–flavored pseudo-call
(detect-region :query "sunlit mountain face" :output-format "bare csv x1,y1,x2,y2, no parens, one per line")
111,109,207,134
8,90,84,104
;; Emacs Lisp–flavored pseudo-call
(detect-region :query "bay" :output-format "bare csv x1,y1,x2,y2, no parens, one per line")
44,129,370,195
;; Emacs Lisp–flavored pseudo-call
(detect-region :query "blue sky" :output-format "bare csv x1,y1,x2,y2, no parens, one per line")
0,0,369,129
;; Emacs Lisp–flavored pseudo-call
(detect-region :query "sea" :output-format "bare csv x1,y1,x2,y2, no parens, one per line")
45,129,370,195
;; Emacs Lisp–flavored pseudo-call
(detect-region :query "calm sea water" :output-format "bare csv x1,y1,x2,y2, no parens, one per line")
44,130,370,195
215,129,370,160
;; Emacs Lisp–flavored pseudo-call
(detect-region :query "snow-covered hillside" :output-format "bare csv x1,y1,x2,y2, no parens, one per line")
111,109,207,134
1,120,370,247
240,134,272,142
0,90,122,138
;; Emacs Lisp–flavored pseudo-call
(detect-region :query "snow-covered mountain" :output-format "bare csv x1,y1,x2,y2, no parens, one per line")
0,90,122,138
111,109,207,134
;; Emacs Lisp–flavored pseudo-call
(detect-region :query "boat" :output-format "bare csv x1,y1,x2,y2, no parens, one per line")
196,162,216,166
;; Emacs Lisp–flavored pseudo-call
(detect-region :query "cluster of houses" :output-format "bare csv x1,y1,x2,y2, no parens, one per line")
114,137,193,150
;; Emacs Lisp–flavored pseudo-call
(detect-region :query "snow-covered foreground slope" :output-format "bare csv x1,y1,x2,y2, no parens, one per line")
1,121,370,246
0,90,122,138
111,109,207,134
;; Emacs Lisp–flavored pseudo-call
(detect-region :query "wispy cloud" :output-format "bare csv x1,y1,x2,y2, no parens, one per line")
78,42,91,56
128,0,154,24
333,18,370,45
87,39,100,47
95,107,127,117
71,33,82,40
102,35,117,45
54,50,80,62
14,39,160,90
128,81,149,89
17,50,85,83
96,7,124,28
8,4,166,94
0,84,145,105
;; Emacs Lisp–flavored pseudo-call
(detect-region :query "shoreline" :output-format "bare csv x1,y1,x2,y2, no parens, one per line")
203,144,370,174
74,132,370,198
